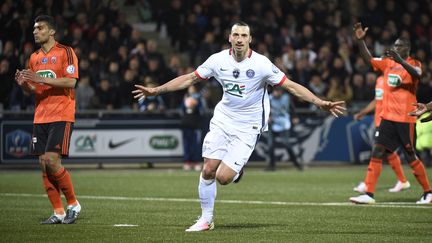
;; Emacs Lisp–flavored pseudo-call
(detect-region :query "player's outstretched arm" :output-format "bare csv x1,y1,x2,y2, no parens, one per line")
132,72,200,99
281,78,346,117
20,69,76,88
409,102,432,123
354,99,376,120
353,22,372,63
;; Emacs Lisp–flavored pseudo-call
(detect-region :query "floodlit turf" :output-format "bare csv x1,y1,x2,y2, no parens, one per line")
1,166,432,242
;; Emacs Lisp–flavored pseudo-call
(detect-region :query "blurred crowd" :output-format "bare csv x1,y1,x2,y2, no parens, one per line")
1,0,432,112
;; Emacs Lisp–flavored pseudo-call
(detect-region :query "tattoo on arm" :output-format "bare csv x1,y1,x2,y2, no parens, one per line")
190,73,199,83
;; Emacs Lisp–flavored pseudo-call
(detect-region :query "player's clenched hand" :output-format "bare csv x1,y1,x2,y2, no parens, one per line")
385,49,403,63
132,84,159,100
15,69,36,92
15,69,25,85
409,103,427,117
409,103,432,123
319,100,346,117
353,22,368,40
21,69,45,83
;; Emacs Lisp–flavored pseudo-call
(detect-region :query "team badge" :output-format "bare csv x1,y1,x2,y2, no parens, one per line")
246,69,255,78
66,65,75,74
51,56,57,64
41,57,48,64
233,68,240,79
271,64,279,74
5,129,32,158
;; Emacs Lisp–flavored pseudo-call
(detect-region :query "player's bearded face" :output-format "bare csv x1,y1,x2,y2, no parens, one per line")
33,22,52,44
229,26,251,54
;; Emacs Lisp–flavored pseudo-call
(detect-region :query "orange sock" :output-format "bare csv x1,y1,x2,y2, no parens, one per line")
53,167,77,205
409,159,431,192
42,173,64,215
365,158,382,194
387,152,407,183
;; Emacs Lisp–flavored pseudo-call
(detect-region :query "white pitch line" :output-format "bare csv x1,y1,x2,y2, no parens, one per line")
113,224,139,227
1,193,431,209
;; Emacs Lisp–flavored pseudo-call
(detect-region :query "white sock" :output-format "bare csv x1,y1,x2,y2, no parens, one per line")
67,201,81,211
198,174,216,222
54,211,66,219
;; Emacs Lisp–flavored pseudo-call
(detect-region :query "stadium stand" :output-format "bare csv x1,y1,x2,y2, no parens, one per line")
1,0,432,112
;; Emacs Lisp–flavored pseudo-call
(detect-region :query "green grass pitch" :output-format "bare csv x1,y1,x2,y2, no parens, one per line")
1,165,431,242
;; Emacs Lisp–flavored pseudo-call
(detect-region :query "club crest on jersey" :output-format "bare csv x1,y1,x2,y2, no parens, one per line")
51,56,57,64
233,68,240,79
246,69,255,78
224,81,246,98
66,65,75,74
41,57,48,64
272,64,279,74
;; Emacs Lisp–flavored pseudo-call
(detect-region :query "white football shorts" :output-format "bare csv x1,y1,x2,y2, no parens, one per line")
202,122,259,173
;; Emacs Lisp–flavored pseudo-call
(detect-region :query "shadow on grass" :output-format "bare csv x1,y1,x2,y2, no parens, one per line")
216,223,281,229
387,197,416,203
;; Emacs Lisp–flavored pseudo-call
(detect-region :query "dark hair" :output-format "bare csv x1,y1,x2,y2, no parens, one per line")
34,15,56,30
232,21,252,35
233,21,249,27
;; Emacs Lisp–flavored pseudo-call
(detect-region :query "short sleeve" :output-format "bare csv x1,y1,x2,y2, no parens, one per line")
28,53,35,70
370,57,389,72
263,59,286,86
411,59,422,74
62,47,79,79
195,54,216,80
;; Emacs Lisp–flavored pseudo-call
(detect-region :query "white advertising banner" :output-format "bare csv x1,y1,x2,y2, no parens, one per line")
69,129,183,157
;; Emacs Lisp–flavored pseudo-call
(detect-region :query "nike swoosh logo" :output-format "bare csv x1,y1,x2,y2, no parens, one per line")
220,68,228,71
109,138,135,149
234,162,241,166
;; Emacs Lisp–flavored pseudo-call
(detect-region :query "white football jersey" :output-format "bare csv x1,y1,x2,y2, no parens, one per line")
195,49,286,134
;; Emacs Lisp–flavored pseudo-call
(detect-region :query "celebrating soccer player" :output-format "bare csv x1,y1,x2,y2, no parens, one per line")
349,22,432,204
133,22,346,231
15,15,81,224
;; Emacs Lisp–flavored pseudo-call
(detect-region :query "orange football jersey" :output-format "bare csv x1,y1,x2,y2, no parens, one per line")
28,42,78,123
370,57,420,123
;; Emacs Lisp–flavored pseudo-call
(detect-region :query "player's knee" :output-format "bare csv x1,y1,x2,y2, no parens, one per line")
404,148,417,163
371,145,386,159
216,174,231,185
39,155,47,166
44,154,60,170
201,166,216,179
